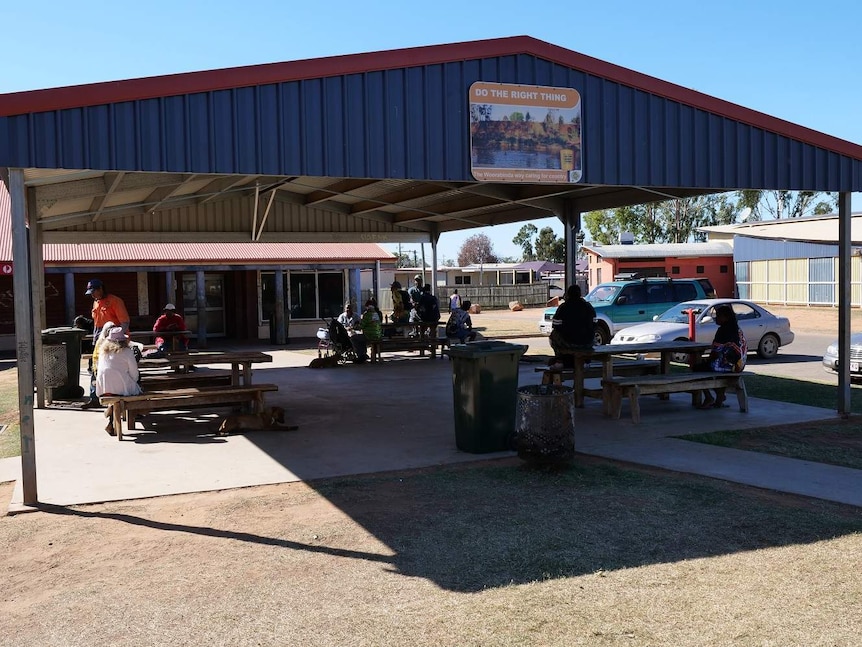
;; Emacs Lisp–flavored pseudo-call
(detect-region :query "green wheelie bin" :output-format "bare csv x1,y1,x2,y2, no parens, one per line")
448,340,528,453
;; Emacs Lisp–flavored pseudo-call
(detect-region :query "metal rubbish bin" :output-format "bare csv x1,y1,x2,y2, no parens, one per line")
41,327,88,400
448,340,528,453
515,384,576,464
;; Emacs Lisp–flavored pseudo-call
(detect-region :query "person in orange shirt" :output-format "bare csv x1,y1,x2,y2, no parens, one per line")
83,279,130,408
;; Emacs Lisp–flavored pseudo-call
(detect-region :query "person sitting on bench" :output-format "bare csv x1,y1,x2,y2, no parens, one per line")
447,300,477,343
96,326,143,436
549,285,596,369
695,304,747,409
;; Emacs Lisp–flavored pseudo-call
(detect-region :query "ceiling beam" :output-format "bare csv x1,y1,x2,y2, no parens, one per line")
303,179,380,205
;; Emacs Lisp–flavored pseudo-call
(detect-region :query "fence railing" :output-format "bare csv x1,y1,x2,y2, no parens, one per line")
370,284,552,311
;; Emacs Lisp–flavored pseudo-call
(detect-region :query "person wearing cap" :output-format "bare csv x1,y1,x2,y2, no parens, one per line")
96,326,142,436
336,301,368,363
86,279,130,335
153,303,189,353
83,279,130,408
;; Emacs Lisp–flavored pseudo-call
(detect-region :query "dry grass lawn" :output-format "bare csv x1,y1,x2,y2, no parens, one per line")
2,458,860,647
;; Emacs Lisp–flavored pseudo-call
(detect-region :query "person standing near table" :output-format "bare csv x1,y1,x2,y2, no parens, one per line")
448,289,461,314
153,303,189,353
549,285,596,369
84,279,130,408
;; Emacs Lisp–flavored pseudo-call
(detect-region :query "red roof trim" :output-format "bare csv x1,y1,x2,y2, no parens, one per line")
2,35,861,159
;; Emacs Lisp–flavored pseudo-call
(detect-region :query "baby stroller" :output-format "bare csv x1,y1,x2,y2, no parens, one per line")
316,317,358,364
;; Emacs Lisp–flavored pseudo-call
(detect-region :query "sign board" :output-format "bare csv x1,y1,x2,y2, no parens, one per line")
1,264,11,275
469,82,582,183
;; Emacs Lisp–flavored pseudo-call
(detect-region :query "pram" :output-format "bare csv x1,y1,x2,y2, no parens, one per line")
316,317,358,364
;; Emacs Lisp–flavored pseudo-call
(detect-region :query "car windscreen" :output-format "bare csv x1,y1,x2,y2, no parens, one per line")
656,302,709,323
585,285,620,303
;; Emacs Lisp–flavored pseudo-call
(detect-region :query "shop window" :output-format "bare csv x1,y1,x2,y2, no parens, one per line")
720,265,728,273
671,266,680,274
261,271,344,321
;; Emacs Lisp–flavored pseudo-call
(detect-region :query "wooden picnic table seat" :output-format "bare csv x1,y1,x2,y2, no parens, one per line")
372,323,440,360
99,383,278,440
535,358,661,386
602,372,748,423
138,370,232,391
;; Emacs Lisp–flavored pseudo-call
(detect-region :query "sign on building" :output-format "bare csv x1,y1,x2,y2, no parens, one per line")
469,82,582,184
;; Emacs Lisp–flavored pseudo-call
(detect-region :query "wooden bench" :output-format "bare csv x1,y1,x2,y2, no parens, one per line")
372,323,440,360
100,383,278,440
138,370,232,391
602,373,748,423
535,359,661,385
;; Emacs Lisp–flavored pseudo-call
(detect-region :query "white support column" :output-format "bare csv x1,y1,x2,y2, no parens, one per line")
10,169,38,505
374,261,381,304
837,192,851,415
350,268,362,309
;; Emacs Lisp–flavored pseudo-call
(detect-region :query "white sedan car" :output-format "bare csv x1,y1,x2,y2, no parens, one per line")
610,299,794,361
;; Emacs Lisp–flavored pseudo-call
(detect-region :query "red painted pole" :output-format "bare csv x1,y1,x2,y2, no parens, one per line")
684,308,696,368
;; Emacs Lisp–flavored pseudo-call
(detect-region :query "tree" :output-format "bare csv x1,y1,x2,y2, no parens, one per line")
534,227,565,263
457,233,498,267
736,190,836,220
392,252,412,268
512,223,538,261
584,193,744,244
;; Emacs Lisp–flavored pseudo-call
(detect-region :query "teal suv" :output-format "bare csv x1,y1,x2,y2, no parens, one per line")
538,277,716,345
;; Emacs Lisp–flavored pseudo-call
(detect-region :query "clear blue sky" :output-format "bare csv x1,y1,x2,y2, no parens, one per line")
3,0,860,264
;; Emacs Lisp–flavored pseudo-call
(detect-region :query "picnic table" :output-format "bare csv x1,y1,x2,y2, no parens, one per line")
558,340,712,412
373,322,440,360
138,350,273,385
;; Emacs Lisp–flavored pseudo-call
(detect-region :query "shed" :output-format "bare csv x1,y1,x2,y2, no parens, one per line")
3,35,862,504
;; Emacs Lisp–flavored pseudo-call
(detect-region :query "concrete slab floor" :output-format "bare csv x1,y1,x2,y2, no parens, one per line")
4,343,859,510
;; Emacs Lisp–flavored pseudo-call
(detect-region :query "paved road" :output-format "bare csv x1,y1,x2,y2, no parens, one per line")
744,331,836,383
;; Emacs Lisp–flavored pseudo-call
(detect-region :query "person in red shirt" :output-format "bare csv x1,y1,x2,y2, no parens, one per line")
153,303,189,353
83,279,130,407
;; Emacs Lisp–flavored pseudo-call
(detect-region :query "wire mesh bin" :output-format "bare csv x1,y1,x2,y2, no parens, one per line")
515,384,576,464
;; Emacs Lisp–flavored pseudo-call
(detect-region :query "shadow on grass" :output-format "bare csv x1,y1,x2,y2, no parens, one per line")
39,459,862,592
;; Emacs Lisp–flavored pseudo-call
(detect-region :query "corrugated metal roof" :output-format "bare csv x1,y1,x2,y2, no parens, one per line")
2,36,860,161
1,36,859,201
41,242,393,264
700,212,862,242
709,214,862,245
583,242,734,259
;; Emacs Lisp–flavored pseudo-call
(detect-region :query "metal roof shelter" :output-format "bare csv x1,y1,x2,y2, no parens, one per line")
2,35,861,506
